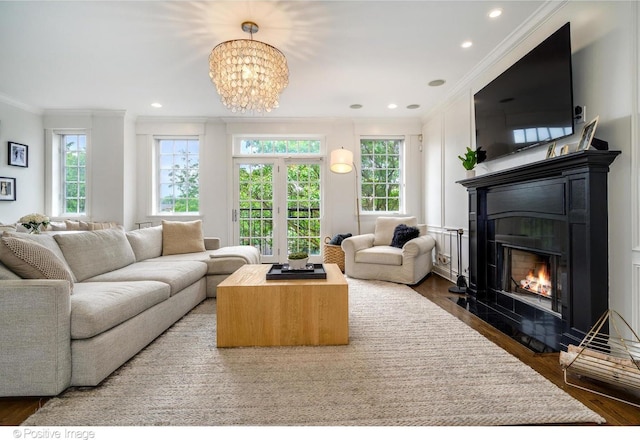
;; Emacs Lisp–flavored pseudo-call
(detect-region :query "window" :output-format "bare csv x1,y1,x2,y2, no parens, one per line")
156,138,200,214
360,138,404,213
61,134,87,215
238,138,321,155
233,136,323,262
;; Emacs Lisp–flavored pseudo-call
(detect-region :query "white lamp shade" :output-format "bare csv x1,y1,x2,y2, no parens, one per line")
330,148,354,174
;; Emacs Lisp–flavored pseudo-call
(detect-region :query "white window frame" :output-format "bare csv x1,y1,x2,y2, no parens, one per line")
46,129,91,219
152,136,201,215
359,136,406,215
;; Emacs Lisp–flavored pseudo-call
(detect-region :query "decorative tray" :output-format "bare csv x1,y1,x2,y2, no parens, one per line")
266,263,327,280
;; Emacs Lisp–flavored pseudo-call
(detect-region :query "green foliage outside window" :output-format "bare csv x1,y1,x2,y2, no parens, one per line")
360,138,402,212
158,139,199,213
63,135,87,215
237,160,321,257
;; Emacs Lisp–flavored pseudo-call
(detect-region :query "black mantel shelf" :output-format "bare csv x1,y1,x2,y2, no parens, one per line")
458,148,621,351
457,150,620,189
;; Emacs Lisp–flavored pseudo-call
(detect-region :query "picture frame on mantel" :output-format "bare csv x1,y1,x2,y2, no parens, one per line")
545,142,557,158
8,142,28,167
0,177,16,201
577,116,599,152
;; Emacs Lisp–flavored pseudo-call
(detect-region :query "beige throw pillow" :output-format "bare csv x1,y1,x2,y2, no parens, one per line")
3,231,76,281
162,220,206,256
373,216,418,246
0,236,74,288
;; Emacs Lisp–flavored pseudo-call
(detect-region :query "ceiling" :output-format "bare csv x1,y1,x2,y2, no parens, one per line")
0,1,547,120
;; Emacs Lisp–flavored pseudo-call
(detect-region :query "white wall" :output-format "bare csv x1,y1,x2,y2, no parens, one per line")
422,1,639,329
0,101,44,224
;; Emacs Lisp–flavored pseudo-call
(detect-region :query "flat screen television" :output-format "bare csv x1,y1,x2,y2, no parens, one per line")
474,22,574,163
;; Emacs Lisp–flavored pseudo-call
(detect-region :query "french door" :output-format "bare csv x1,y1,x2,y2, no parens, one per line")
233,157,322,263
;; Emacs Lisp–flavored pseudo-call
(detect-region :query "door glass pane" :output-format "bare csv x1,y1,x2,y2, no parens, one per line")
238,163,274,256
287,163,321,256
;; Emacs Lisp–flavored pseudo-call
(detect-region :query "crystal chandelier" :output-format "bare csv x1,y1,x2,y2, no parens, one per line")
209,21,289,113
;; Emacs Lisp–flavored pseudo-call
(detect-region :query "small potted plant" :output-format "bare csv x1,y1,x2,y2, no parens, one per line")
458,147,478,177
287,251,309,270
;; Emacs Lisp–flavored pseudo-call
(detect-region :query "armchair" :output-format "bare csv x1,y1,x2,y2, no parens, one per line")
341,216,436,285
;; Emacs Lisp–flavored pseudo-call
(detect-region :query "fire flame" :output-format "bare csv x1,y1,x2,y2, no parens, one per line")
521,265,552,297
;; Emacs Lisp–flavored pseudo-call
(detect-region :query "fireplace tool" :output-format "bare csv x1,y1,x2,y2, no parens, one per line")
448,228,467,294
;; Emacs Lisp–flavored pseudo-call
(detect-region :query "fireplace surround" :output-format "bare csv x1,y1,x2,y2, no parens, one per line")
459,150,620,351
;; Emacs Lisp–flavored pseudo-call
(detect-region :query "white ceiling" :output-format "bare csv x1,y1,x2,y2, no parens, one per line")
0,1,546,120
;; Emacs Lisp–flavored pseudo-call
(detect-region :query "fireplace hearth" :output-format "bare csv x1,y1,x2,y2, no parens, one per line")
459,150,619,351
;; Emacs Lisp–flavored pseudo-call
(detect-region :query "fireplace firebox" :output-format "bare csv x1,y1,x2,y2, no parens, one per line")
501,245,563,314
459,150,619,351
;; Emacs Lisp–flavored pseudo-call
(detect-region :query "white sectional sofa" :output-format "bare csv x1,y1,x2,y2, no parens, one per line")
0,221,260,397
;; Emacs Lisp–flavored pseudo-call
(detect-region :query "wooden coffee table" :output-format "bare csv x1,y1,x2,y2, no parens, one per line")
216,263,348,347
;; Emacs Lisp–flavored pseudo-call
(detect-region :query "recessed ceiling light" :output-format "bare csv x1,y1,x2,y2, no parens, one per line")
387,103,398,109
488,8,503,18
406,104,420,110
350,104,363,109
151,102,162,108
461,40,473,49
428,79,446,87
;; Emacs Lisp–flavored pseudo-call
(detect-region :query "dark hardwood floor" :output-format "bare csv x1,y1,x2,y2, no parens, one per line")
2,273,639,426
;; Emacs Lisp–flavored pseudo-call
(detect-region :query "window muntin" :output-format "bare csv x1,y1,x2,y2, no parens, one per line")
238,138,321,155
360,138,403,213
61,134,87,215
156,138,200,214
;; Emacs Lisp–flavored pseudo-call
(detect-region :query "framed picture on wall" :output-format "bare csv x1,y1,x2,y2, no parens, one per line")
0,177,16,201
8,142,28,167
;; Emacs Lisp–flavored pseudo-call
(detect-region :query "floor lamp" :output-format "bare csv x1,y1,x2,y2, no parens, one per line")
329,147,361,235
447,228,467,294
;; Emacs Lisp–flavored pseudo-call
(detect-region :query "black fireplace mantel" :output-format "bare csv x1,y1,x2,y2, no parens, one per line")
458,150,620,351
458,150,620,189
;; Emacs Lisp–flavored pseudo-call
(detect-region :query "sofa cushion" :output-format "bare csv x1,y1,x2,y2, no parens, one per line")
355,245,403,266
3,231,76,280
70,281,170,339
145,249,255,276
54,229,136,282
0,260,20,280
84,260,207,296
373,217,418,246
162,220,206,256
126,225,163,261
0,236,75,286
390,224,420,248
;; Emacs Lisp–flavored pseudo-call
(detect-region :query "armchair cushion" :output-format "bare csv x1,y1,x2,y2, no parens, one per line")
356,246,403,265
390,224,420,248
373,216,418,246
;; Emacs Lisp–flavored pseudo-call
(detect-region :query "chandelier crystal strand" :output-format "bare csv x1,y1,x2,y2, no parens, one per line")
209,25,288,113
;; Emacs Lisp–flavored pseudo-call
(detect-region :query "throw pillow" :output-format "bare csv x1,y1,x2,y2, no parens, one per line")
0,236,74,287
162,220,206,256
88,221,119,230
373,216,418,246
329,233,352,246
3,231,76,281
390,224,420,248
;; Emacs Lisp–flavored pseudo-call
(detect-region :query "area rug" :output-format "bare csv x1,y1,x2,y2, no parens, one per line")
22,279,605,426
